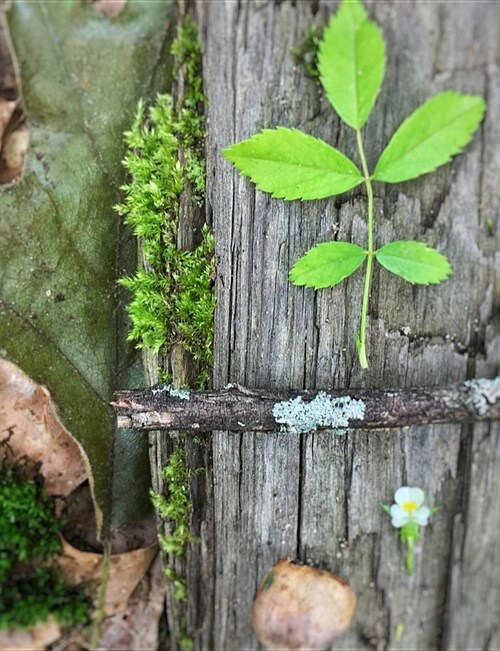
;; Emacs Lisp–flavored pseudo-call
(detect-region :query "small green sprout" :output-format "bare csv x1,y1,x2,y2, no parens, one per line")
291,25,321,78
382,486,439,576
224,0,486,369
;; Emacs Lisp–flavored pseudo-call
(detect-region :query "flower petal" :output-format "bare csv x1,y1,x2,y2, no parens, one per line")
390,504,408,528
395,486,426,509
413,506,431,526
407,487,426,508
394,486,412,506
391,515,407,528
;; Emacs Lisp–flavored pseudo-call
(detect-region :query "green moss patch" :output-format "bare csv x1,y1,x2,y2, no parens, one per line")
117,17,214,387
0,460,91,631
150,444,201,603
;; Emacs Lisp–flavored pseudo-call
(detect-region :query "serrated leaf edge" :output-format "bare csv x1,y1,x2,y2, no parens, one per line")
375,241,453,285
223,127,364,201
318,0,386,130
373,91,486,182
289,242,367,289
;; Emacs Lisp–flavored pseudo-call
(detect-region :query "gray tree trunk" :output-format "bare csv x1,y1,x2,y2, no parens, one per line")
171,1,500,649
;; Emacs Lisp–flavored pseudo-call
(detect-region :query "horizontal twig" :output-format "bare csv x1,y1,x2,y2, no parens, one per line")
112,377,500,433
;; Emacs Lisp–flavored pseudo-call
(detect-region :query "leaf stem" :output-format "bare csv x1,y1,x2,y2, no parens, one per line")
356,128,374,369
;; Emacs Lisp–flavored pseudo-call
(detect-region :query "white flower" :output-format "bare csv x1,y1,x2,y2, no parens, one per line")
389,486,431,528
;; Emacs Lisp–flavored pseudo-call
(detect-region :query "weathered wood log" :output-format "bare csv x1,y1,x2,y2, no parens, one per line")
183,1,500,649
114,378,500,432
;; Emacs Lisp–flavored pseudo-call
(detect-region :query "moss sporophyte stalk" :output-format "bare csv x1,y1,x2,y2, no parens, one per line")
224,0,486,369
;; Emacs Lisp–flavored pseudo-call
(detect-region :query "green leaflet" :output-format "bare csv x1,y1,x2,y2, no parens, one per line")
223,128,363,200
373,92,486,182
375,241,452,285
289,242,367,289
318,0,385,130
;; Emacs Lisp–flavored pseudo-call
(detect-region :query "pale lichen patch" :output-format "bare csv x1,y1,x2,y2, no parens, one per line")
464,377,500,416
272,392,366,434
151,384,190,400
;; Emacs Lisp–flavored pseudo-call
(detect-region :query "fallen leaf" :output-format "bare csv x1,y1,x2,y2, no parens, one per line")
0,97,16,142
97,553,167,650
252,558,357,651
0,0,174,531
0,11,26,184
0,358,88,497
0,618,61,651
56,538,159,617
0,122,28,183
0,9,16,95
91,0,127,18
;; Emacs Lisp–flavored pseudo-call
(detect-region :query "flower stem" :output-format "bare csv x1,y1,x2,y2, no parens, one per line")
356,128,374,369
405,538,415,576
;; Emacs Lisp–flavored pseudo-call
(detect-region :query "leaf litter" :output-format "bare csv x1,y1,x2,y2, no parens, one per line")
0,360,164,649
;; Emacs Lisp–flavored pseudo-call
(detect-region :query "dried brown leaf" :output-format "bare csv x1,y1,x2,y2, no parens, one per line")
0,123,29,183
90,0,127,18
0,618,61,651
0,97,16,142
97,553,167,650
0,358,88,496
56,538,159,616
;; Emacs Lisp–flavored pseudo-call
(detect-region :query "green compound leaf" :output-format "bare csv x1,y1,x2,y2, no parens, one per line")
290,242,367,289
318,0,386,130
373,92,486,182
375,241,452,285
223,127,363,200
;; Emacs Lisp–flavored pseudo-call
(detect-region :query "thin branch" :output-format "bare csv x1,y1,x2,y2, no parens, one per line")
112,377,500,433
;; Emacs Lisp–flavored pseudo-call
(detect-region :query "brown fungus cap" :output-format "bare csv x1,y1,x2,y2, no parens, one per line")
252,558,356,651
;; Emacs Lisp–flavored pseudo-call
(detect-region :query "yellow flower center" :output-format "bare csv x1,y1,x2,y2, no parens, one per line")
402,501,417,512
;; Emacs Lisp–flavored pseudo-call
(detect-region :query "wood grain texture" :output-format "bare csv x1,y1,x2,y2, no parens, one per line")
183,1,499,649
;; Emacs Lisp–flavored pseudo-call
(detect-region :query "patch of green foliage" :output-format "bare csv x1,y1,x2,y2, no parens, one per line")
0,465,60,576
117,16,214,384
171,15,207,206
150,444,202,602
119,18,210,648
0,568,90,632
150,445,200,559
0,460,91,631
291,25,321,78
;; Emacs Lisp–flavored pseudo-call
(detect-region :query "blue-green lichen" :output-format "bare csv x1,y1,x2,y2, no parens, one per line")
151,385,190,400
272,392,366,434
464,377,500,416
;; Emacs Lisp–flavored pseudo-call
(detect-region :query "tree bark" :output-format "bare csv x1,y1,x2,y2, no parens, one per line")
179,1,499,649
115,379,500,432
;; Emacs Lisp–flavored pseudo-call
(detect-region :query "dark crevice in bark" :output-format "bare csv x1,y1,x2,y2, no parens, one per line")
296,433,305,559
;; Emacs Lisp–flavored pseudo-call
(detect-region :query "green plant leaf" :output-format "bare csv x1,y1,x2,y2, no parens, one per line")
223,128,363,200
318,0,386,130
375,241,452,285
290,242,367,289
1,0,174,531
373,92,486,182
